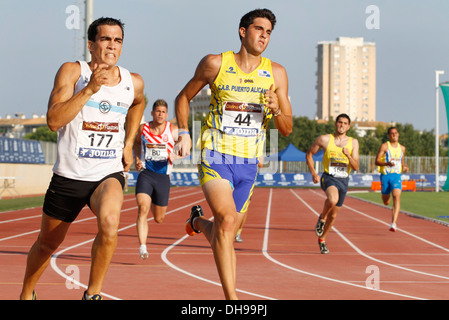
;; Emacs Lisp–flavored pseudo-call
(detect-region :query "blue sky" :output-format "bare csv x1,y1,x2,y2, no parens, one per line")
1,0,449,133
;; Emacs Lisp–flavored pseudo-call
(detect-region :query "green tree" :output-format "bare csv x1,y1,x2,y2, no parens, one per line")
24,126,57,143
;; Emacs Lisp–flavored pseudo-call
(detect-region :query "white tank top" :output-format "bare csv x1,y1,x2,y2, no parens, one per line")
53,61,135,181
140,121,175,175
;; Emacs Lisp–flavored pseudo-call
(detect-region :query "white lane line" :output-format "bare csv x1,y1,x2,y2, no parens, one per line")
47,190,202,300
160,209,277,300
262,188,426,300
308,189,449,262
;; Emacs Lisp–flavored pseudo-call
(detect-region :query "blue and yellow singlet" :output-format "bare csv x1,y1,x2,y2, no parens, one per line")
323,134,353,178
201,51,275,159
379,141,403,175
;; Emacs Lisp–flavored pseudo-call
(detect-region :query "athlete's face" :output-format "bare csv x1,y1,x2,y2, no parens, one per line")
152,106,168,125
240,17,272,55
335,118,350,135
88,25,123,67
388,129,399,142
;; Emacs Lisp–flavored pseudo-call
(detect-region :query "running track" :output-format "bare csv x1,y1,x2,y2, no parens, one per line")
1,187,449,300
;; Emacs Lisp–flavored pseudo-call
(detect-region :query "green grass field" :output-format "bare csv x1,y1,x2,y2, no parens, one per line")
349,190,449,224
0,187,136,213
1,188,448,226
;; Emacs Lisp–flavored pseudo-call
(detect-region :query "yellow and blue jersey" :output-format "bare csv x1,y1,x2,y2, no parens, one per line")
323,135,353,178
379,141,403,175
201,51,275,159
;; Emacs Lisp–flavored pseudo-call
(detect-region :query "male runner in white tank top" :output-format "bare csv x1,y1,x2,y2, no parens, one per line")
20,17,145,300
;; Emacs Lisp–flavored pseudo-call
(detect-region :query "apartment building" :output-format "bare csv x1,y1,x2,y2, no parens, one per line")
316,37,376,122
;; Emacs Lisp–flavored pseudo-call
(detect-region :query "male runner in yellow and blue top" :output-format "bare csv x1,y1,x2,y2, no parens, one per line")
174,8,292,299
375,127,408,232
306,114,359,254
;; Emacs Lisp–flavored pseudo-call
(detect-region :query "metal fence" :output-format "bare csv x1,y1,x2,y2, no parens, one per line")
40,140,449,175
280,155,449,174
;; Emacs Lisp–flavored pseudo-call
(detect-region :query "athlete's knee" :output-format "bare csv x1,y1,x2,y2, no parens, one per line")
154,215,165,224
217,213,237,234
327,196,339,207
98,213,120,240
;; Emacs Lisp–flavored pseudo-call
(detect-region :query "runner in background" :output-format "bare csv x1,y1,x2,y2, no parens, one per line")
306,114,359,254
133,99,178,259
375,127,409,232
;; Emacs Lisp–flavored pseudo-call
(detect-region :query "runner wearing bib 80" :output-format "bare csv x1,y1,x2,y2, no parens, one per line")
306,114,360,254
174,9,293,300
133,99,178,260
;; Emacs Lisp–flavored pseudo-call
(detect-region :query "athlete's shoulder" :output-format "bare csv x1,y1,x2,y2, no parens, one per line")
130,72,144,90
200,53,222,70
56,61,82,80
270,60,288,86
315,133,331,146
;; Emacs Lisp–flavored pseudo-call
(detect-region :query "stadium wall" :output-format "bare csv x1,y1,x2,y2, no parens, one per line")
0,163,53,197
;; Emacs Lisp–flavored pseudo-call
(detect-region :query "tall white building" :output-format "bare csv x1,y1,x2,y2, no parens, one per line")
316,37,376,122
190,88,211,117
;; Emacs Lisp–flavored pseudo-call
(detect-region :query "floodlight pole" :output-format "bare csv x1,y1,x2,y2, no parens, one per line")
84,0,94,62
435,70,445,192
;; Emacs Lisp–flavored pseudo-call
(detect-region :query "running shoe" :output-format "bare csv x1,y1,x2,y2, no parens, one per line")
318,239,329,254
82,291,103,300
315,217,326,237
139,244,149,260
389,223,397,232
186,205,204,236
235,233,243,243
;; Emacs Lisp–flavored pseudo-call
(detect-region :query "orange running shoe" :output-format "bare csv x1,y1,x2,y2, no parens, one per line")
186,205,204,236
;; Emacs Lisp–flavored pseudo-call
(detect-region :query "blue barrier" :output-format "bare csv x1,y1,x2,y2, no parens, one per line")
0,137,45,164
125,171,445,189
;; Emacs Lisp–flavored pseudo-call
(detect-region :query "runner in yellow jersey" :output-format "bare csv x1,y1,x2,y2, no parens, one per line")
175,8,293,299
375,127,408,232
306,114,359,254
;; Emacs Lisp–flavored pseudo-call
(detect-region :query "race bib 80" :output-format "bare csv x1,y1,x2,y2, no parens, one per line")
145,143,168,162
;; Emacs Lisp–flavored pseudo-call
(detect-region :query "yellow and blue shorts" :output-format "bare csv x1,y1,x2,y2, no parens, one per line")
198,149,258,213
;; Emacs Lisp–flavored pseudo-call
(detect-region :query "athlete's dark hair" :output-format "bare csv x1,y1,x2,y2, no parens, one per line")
153,99,168,111
87,17,125,42
239,8,276,41
336,113,351,124
387,126,398,135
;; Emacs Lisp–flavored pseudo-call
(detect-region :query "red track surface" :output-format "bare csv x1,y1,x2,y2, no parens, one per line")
1,187,449,300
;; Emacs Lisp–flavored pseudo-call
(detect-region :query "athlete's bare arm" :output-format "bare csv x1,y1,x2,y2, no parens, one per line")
401,145,409,173
133,123,145,171
174,54,221,156
47,62,115,131
306,134,330,183
346,138,359,171
375,142,392,167
270,62,293,137
123,73,145,172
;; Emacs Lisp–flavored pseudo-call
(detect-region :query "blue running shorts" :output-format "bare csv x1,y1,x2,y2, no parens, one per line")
380,173,402,195
198,149,258,213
